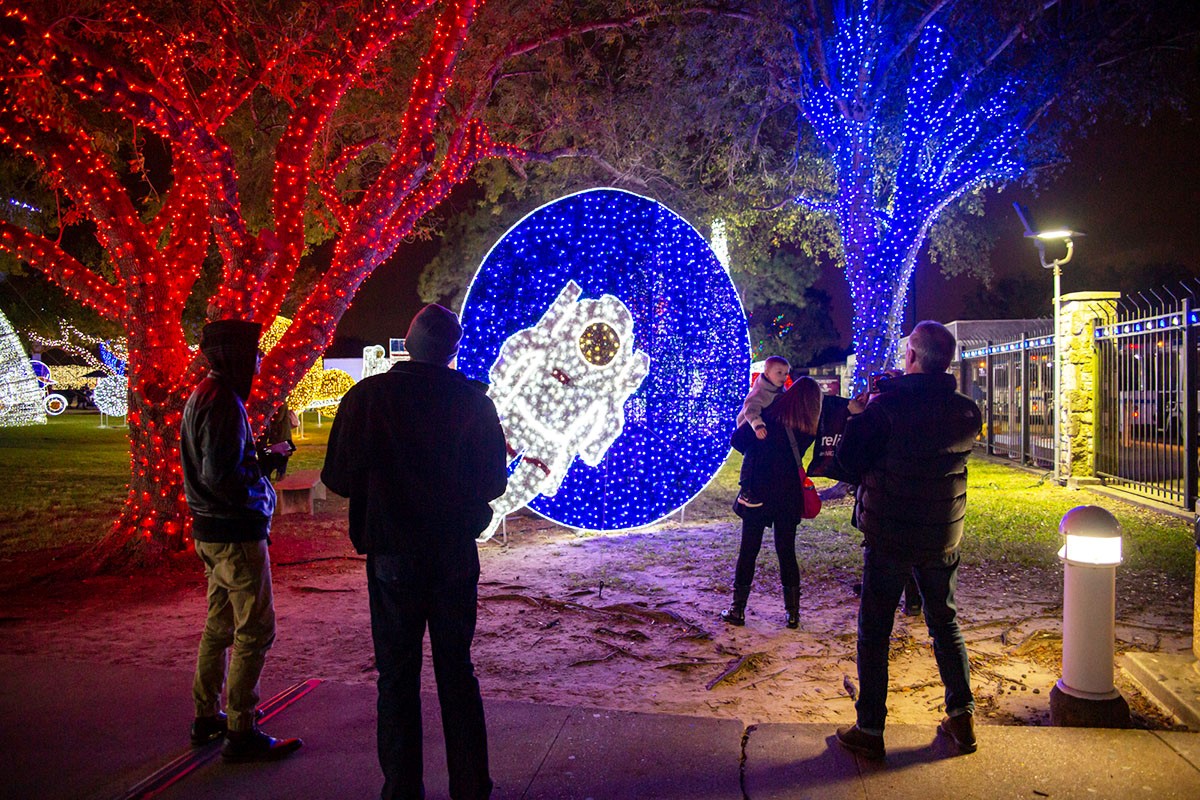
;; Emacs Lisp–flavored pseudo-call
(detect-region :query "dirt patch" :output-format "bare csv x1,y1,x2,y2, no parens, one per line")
0,496,1190,730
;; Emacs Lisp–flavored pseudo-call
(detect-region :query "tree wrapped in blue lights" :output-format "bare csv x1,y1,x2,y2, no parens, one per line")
791,4,1023,387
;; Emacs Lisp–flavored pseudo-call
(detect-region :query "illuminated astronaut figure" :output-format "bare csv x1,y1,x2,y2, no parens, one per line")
361,345,391,379
480,280,650,541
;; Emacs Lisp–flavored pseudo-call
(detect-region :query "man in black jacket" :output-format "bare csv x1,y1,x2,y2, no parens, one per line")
180,319,301,761
322,304,507,800
833,321,983,760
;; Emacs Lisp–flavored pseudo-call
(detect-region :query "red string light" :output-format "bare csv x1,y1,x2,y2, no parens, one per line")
0,0,530,562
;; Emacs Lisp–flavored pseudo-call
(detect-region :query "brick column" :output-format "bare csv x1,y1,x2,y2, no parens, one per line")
1057,292,1119,482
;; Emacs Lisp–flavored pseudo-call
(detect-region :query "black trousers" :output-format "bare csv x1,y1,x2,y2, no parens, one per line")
733,516,800,589
367,554,492,800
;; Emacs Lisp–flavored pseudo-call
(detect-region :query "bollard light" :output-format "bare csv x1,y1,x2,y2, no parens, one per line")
1058,505,1123,566
1050,505,1130,727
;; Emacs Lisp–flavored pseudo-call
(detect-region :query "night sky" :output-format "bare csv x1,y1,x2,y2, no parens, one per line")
335,105,1200,354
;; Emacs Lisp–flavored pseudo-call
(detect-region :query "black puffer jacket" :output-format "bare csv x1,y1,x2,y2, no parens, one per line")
835,372,982,556
180,321,275,542
321,361,507,565
731,418,816,529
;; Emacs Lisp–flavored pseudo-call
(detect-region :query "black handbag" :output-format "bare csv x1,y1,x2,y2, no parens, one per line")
807,394,854,483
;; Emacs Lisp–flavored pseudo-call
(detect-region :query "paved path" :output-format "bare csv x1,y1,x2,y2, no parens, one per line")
3,655,1199,800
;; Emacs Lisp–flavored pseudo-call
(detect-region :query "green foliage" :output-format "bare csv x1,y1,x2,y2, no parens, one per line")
418,0,1196,372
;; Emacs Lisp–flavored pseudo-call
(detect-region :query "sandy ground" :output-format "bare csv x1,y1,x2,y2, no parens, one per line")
0,493,1191,730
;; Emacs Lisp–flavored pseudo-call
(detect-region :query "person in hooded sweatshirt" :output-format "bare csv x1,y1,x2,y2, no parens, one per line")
180,319,302,762
322,304,507,800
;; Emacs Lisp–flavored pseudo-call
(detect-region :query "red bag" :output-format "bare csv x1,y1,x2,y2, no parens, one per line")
786,427,822,519
800,471,822,519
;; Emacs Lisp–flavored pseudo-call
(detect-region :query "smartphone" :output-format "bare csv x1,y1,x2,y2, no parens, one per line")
268,441,296,456
868,372,887,394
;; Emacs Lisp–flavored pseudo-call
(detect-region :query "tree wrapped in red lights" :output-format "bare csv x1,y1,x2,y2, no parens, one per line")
0,0,552,566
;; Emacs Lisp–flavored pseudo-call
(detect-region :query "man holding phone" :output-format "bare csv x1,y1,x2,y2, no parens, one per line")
180,320,302,762
834,321,982,760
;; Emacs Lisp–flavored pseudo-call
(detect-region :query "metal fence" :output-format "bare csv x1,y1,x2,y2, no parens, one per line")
961,283,1200,511
1093,295,1198,510
962,330,1055,469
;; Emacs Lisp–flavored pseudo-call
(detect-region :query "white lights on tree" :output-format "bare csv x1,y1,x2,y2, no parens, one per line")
710,219,731,271
481,280,650,540
93,375,129,417
0,307,46,427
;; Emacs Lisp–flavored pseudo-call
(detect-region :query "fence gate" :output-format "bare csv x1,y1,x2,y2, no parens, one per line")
962,333,1055,468
1094,298,1198,510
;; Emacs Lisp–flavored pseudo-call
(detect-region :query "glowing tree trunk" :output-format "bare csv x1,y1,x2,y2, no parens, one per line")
0,0,533,567
792,8,1023,393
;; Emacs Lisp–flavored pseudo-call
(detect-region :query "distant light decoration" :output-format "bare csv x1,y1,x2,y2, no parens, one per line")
0,308,46,427
361,345,391,379
459,188,749,534
93,375,129,417
710,219,731,270
29,359,51,388
260,316,354,415
98,340,127,376
27,323,129,405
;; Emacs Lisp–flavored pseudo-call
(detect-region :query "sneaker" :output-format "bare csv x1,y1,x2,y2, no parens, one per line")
736,491,763,508
938,712,977,754
190,712,227,746
835,724,885,760
221,727,303,762
902,602,923,617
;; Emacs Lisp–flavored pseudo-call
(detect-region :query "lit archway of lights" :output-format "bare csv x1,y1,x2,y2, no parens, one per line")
459,188,749,535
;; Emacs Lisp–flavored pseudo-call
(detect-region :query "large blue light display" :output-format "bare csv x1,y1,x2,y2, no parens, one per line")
459,188,749,533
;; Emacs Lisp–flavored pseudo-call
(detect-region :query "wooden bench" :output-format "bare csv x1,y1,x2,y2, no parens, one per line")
274,469,327,515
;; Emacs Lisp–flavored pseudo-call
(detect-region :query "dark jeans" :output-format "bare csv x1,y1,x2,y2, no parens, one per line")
733,517,800,589
855,547,974,732
367,554,492,800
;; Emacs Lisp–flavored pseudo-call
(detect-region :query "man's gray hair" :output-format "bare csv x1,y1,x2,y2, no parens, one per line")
909,321,956,373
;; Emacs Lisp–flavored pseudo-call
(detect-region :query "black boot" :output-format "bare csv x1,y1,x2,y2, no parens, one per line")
721,584,751,626
783,585,800,629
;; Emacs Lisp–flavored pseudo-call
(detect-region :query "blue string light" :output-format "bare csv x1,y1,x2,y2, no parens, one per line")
459,188,749,532
796,5,1025,389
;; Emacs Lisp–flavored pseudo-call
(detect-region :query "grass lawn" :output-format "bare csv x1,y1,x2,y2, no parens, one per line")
0,413,1194,583
0,411,331,556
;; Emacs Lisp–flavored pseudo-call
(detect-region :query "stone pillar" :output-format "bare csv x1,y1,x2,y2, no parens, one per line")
1057,292,1120,482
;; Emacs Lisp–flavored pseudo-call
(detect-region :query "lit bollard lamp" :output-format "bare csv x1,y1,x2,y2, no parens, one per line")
1049,505,1131,727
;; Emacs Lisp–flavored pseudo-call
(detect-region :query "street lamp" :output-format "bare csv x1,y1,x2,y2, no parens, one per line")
1014,204,1083,483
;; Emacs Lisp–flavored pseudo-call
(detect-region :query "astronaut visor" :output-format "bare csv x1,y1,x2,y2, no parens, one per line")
579,322,620,366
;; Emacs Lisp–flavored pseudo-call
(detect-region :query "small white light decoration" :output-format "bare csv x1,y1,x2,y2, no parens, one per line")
0,307,46,427
93,374,129,417
361,345,391,379
481,280,650,540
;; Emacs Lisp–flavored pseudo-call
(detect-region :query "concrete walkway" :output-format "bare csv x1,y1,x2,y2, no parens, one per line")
3,655,1199,800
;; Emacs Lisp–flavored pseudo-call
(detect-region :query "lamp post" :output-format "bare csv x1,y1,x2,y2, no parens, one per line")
1049,505,1130,727
1015,207,1083,483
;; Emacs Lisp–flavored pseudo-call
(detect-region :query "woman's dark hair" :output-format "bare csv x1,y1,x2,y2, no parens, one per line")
765,376,822,436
